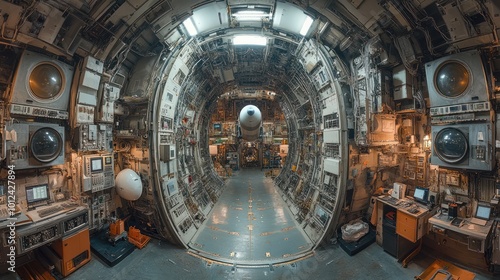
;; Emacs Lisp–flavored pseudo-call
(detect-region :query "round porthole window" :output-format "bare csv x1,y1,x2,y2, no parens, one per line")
29,63,64,101
30,127,63,163
434,127,468,164
434,61,470,98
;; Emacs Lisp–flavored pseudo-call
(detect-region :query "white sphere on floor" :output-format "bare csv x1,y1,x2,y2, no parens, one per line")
115,169,143,201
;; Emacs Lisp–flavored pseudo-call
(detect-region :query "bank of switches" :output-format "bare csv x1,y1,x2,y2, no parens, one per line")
17,208,89,254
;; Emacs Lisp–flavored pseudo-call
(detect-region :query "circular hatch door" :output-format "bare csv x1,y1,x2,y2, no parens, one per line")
30,127,63,163
434,127,468,164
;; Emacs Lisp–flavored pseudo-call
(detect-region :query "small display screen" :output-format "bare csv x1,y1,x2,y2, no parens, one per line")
105,157,112,165
214,123,221,130
167,179,178,195
26,184,49,204
161,117,172,130
91,158,103,173
413,186,429,204
476,205,491,220
315,206,329,226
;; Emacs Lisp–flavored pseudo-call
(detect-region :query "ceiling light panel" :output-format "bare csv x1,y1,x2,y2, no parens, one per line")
272,2,313,36
191,2,229,35
233,10,270,21
227,0,275,5
183,17,197,36
300,16,314,36
233,35,267,46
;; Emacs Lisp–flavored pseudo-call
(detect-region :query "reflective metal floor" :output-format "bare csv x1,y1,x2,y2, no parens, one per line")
5,168,494,279
59,238,492,280
189,168,313,264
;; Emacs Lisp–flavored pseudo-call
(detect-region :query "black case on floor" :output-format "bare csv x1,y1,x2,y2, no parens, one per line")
337,226,376,256
90,230,136,266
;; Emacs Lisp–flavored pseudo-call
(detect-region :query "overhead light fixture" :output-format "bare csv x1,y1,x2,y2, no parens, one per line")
299,16,313,36
235,10,265,15
233,10,268,21
233,35,267,46
183,17,198,36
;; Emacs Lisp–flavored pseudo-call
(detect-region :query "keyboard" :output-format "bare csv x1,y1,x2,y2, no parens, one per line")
37,206,64,217
33,201,80,219
470,217,487,226
61,202,79,209
380,196,399,205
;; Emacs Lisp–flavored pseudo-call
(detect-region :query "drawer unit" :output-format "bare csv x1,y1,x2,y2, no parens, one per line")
396,210,418,242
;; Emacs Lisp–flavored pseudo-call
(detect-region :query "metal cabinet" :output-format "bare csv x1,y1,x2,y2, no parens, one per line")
376,197,431,262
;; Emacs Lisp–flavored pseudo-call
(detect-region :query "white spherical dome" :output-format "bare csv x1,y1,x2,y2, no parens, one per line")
115,169,143,201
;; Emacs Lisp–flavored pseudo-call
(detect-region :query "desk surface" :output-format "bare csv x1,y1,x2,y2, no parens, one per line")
377,196,430,218
429,213,493,239
0,205,88,231
0,212,31,229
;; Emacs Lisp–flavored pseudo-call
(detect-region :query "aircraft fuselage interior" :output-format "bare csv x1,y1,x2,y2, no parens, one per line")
1,0,500,278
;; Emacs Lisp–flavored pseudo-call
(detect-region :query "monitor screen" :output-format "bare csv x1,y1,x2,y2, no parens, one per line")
413,186,429,204
26,184,49,204
315,206,329,226
476,205,491,220
91,157,103,173
105,156,112,165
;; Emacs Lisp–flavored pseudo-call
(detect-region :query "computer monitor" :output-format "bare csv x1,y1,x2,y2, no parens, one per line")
90,157,103,173
26,184,50,204
413,186,429,204
475,204,491,220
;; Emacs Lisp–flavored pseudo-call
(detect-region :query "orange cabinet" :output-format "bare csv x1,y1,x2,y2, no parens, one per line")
396,210,418,242
49,228,91,277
